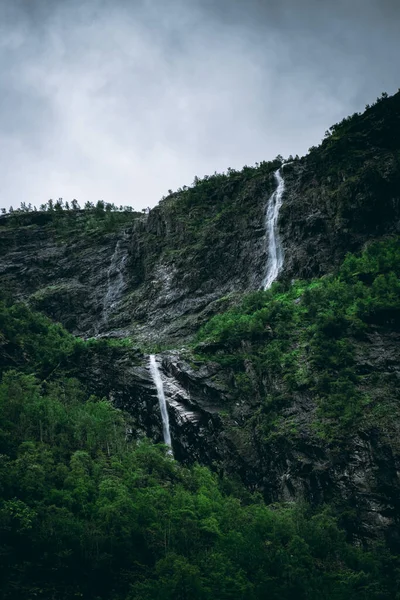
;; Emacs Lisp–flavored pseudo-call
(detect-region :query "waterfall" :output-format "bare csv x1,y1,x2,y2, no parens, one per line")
103,240,127,321
262,167,286,290
149,354,173,454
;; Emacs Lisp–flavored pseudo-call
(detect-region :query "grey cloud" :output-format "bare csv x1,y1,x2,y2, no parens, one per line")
0,0,399,210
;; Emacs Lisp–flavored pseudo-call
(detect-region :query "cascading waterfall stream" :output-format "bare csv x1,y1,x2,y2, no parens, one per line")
149,354,173,454
262,166,286,290
103,239,127,322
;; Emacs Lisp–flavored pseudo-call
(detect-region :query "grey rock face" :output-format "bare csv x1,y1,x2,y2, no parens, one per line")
0,214,134,336
279,137,400,280
0,170,275,345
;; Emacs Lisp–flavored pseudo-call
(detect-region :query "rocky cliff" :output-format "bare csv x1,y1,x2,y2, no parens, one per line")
2,94,399,344
280,92,400,279
1,90,400,547
0,160,279,344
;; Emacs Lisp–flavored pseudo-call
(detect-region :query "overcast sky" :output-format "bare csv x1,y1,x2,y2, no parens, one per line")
0,0,399,211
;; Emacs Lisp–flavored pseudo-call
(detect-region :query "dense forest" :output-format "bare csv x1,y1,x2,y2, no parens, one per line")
1,295,399,599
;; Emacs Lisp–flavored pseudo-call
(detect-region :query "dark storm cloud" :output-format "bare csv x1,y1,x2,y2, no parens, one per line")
0,0,399,210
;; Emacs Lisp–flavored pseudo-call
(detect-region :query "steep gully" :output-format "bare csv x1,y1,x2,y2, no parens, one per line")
97,235,129,333
147,166,286,454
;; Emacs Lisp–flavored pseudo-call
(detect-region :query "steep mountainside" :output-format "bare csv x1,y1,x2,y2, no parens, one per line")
2,94,399,346
1,90,400,556
0,159,280,344
280,92,400,279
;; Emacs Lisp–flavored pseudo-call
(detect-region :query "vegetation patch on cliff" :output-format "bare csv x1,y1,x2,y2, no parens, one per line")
196,237,400,441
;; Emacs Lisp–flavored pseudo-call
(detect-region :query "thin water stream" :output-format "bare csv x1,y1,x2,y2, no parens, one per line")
263,167,286,290
149,354,173,454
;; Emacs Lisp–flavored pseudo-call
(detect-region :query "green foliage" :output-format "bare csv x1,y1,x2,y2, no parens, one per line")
0,204,141,238
0,299,78,378
1,295,398,599
0,299,139,380
0,370,396,599
197,237,400,439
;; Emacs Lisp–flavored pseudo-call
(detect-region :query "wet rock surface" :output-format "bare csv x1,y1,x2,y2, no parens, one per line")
76,337,400,547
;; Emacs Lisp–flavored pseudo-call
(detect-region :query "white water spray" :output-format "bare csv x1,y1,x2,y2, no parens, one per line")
149,354,173,453
262,167,286,290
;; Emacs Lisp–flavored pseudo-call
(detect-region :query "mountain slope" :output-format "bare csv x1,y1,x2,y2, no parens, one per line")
3,300,398,600
0,90,400,561
1,93,399,347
